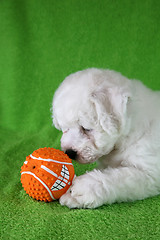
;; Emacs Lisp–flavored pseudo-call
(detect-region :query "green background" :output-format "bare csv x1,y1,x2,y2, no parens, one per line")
1,0,160,239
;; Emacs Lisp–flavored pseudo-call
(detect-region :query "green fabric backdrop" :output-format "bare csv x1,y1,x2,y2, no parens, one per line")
1,0,160,239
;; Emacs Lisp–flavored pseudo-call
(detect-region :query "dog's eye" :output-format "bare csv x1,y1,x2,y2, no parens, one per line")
81,126,91,133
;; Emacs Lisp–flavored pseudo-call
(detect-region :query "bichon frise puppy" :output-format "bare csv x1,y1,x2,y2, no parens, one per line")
52,68,160,208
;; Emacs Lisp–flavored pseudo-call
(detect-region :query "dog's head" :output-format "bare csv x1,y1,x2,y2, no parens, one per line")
52,68,131,163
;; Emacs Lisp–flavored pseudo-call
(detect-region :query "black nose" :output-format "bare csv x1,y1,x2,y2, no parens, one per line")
65,149,77,160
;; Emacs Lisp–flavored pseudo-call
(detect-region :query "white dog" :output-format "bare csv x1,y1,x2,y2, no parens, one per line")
52,68,160,208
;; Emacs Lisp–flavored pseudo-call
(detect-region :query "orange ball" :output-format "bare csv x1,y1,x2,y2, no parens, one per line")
20,147,75,202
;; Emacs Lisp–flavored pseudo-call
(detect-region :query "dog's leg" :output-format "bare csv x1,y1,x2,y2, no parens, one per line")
59,166,159,208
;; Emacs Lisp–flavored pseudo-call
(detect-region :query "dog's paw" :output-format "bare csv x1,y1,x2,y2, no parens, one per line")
59,174,102,208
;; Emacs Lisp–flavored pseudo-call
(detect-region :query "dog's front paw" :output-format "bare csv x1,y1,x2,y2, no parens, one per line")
59,174,102,209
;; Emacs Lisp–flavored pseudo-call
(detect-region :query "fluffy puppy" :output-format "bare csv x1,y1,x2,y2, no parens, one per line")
52,68,160,208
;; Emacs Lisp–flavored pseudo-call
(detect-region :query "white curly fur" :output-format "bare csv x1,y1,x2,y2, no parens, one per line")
52,68,160,208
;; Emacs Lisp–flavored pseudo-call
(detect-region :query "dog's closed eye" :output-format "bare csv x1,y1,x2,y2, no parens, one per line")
81,126,92,134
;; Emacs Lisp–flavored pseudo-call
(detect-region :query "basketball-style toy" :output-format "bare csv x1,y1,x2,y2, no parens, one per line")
20,147,75,202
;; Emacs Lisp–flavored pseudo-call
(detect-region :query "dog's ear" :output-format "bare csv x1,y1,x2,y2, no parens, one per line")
90,87,130,134
51,106,61,130
52,117,61,130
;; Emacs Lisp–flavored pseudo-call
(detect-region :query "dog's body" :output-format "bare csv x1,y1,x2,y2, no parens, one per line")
52,68,160,208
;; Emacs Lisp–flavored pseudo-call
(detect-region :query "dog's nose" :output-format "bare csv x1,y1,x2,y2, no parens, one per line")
65,149,77,160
